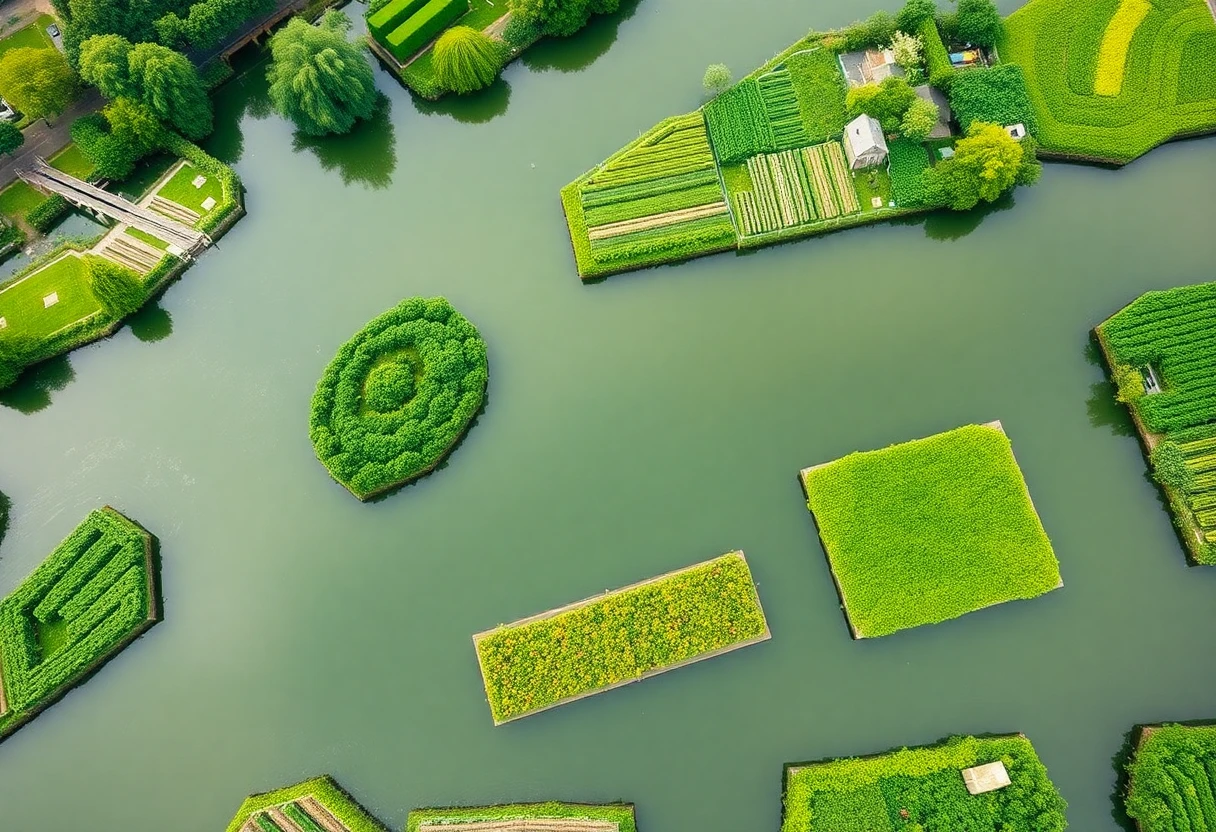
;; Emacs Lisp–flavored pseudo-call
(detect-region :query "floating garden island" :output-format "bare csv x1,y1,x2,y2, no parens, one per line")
310,296,488,500
0,507,160,743
781,733,1067,832
800,422,1062,638
1124,722,1216,832
1095,281,1216,564
407,802,637,832
473,551,769,724
225,775,389,832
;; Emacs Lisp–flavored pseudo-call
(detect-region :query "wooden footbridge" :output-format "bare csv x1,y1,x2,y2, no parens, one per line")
17,158,210,257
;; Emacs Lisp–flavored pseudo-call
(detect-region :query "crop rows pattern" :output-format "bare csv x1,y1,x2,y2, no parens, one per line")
1001,0,1216,161
758,69,811,150
406,802,638,832
1126,724,1216,832
1178,436,1216,541
785,48,849,144
705,79,777,164
474,552,768,723
733,151,816,236
0,508,155,734
226,776,389,832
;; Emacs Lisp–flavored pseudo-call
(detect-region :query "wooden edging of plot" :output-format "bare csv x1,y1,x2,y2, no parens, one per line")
798,421,1061,640
0,506,161,742
472,551,771,726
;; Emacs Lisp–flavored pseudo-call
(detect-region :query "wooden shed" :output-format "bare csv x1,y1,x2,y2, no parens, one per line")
961,760,1012,795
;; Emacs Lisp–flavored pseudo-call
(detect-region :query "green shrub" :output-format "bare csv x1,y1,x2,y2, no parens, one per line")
432,25,503,94
309,297,488,500
475,552,768,723
948,64,1038,134
84,255,146,318
0,508,159,742
25,194,69,233
803,424,1062,637
895,0,937,33
1112,362,1145,403
1151,442,1194,493
703,62,732,93
846,76,916,133
501,14,542,48
841,11,896,51
919,17,953,89
888,137,930,206
382,0,468,62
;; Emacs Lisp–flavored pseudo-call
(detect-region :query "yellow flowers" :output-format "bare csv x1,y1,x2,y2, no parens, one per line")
1093,0,1152,96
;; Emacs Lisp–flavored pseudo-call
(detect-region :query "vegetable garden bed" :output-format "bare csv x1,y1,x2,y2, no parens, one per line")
225,775,390,832
407,802,637,832
1125,722,1216,832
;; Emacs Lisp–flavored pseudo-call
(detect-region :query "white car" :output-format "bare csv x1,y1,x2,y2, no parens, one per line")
0,98,16,122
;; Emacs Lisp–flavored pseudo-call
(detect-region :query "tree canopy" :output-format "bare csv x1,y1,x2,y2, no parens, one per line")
0,122,23,155
86,255,146,318
899,95,938,140
0,48,79,120
266,11,377,136
846,76,917,133
895,0,937,32
955,0,1003,46
508,0,619,38
71,98,164,179
702,63,732,93
924,122,1041,210
432,26,502,95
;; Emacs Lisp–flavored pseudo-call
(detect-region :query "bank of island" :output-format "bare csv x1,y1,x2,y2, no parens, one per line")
1096,281,1216,565
782,733,1067,832
0,506,161,744
408,802,638,832
225,775,390,832
561,0,1216,278
473,551,769,724
1124,722,1216,832
800,423,1062,638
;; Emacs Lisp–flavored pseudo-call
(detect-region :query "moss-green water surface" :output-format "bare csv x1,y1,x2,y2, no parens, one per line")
0,0,1213,828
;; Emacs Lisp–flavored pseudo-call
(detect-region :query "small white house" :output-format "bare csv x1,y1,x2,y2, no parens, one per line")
961,761,1012,795
1005,123,1028,140
844,114,889,170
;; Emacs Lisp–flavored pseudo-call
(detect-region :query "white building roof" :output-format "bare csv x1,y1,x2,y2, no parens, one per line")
961,761,1012,795
845,114,888,158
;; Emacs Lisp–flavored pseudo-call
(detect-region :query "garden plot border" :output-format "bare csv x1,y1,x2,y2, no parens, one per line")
798,421,1061,639
407,801,638,832
472,551,771,725
0,506,161,742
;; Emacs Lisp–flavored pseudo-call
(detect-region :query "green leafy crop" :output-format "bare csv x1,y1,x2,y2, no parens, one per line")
1126,724,1216,832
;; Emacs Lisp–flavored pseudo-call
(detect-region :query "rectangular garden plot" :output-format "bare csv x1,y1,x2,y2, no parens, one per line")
781,733,1068,832
225,775,389,832
473,551,770,724
1125,722,1216,832
407,802,637,832
1095,281,1216,565
800,422,1062,638
0,507,160,742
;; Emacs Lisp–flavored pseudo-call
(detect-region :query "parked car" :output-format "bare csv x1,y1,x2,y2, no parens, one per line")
46,23,60,37
0,98,17,122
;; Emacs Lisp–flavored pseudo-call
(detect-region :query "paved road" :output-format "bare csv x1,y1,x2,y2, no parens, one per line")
0,89,103,189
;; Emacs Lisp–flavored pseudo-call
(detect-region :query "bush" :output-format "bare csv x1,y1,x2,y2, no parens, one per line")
919,17,953,88
900,95,938,140
509,0,619,38
85,255,146,318
0,122,23,155
846,76,916,133
1151,441,1194,493
475,552,768,723
1112,363,1145,403
888,137,930,205
382,0,467,62
955,0,1003,46
841,11,896,50
69,102,163,182
309,297,488,500
948,64,1038,134
500,14,542,48
25,195,69,232
432,26,503,94
895,0,937,32
702,62,732,93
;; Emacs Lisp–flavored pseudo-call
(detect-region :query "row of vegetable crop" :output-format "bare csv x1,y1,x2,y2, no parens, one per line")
758,69,810,150
1126,725,1216,832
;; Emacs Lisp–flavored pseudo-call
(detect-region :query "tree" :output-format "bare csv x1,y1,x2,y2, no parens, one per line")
0,122,23,155
127,43,213,139
86,256,146,318
0,48,78,120
846,76,917,132
79,34,135,99
890,31,923,71
923,122,1039,210
703,63,732,93
267,11,377,136
844,10,897,50
508,0,619,38
900,95,938,140
70,98,163,180
433,26,502,95
895,0,937,32
956,0,1003,46
0,338,26,389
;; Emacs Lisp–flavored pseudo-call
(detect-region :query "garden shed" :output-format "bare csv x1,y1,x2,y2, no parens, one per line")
839,49,905,86
914,85,954,138
844,114,889,170
962,761,1012,795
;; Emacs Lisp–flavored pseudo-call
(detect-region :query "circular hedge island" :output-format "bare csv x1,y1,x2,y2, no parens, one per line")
310,297,488,500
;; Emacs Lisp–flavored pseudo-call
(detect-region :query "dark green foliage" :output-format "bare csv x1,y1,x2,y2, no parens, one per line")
25,195,70,232
0,47,78,120
508,0,619,38
0,122,24,155
0,339,28,389
0,507,158,740
78,34,135,97
309,297,488,500
782,734,1067,832
382,0,467,61
888,138,930,206
846,76,916,133
759,68,810,149
367,0,428,41
432,25,502,94
955,0,1002,47
501,14,542,48
948,65,1038,134
924,123,1038,211
895,0,938,33
919,18,953,89
70,98,164,181
85,255,146,318
786,48,848,143
268,12,377,136
841,11,896,51
1151,442,1193,493
178,0,275,50
1127,725,1216,832
704,78,774,164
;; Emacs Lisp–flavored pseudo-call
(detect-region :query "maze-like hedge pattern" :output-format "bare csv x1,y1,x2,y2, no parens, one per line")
0,508,157,736
1002,0,1216,161
1126,725,1216,832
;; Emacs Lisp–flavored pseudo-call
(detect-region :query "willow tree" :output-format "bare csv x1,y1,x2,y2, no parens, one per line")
433,26,501,95
0,48,78,120
266,11,377,136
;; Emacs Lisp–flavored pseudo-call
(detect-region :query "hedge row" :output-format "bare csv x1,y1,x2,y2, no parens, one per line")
381,0,468,63
782,734,1067,832
920,18,954,89
25,195,70,233
704,78,776,164
0,508,158,740
949,65,1039,135
1126,724,1216,832
474,552,768,723
161,134,243,235
309,296,488,500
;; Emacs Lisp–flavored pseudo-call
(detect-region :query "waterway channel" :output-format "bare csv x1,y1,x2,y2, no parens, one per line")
0,0,1214,828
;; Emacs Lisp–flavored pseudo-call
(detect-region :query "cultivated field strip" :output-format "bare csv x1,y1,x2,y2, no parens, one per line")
243,796,352,832
417,820,619,831
587,203,728,239
732,150,816,236
758,68,810,150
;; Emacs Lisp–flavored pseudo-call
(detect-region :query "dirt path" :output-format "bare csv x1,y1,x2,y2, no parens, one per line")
483,11,512,39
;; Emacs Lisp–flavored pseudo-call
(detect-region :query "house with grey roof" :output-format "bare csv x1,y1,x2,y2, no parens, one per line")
843,114,889,170
914,85,954,138
838,49,905,87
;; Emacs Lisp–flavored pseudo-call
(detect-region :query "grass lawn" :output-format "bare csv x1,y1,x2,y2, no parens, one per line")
802,423,1062,638
49,143,95,181
853,167,892,211
0,181,45,221
0,14,56,60
114,153,178,201
0,253,100,341
458,0,507,31
156,162,223,215
124,227,169,250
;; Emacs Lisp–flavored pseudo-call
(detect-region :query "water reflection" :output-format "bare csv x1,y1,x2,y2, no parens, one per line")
127,301,174,343
922,192,1016,241
0,488,9,546
1108,727,1138,832
204,54,274,165
413,78,511,124
293,95,397,189
1084,338,1135,437
0,355,75,414
521,0,642,73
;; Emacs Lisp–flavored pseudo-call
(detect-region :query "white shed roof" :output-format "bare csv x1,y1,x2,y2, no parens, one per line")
961,761,1012,795
845,114,888,157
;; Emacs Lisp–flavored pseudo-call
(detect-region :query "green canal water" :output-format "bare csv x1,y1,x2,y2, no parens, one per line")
1,0,1215,828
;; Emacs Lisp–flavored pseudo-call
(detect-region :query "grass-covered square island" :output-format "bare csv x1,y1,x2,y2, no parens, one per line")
800,422,1062,638
781,734,1067,832
473,551,770,724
